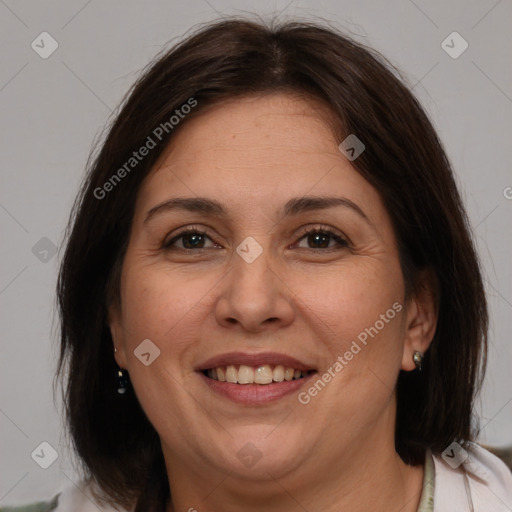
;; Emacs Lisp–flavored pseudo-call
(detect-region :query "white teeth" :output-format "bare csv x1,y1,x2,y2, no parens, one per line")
273,365,285,382
284,367,294,381
255,365,273,384
238,364,255,384
206,364,312,384
225,365,238,384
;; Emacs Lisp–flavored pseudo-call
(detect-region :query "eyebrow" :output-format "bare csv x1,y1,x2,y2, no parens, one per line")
144,195,373,227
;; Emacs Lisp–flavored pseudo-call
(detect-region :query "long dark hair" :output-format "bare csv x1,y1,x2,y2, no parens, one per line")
56,16,488,511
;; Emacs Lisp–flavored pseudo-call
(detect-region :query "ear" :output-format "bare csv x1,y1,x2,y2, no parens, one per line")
401,268,438,371
108,301,129,369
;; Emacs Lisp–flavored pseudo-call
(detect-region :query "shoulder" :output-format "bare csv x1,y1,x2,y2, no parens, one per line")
432,441,512,511
0,494,59,512
0,481,133,512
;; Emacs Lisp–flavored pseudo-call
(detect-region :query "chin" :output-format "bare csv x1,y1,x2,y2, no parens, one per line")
212,428,308,480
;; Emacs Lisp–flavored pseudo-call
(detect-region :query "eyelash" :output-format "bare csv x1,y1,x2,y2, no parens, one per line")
162,225,350,252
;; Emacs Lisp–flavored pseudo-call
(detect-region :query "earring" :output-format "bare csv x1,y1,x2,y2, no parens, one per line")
413,351,424,371
117,368,129,394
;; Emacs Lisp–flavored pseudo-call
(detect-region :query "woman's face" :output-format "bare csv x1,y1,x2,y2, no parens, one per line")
110,93,427,485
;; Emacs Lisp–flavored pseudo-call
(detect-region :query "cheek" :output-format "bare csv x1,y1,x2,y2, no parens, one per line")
293,261,406,419
295,274,404,420
117,265,215,434
120,263,215,347
295,261,404,353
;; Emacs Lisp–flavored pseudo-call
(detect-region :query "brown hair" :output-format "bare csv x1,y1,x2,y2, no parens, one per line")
56,16,488,511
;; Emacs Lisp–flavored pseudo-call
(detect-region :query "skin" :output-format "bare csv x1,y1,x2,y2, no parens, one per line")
109,93,437,512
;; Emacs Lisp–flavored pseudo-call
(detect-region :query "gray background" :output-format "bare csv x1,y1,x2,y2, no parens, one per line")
1,0,511,506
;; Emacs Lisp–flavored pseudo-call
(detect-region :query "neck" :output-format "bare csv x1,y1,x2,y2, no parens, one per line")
163,435,424,512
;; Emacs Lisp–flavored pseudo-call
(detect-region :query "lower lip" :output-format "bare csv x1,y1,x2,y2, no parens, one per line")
198,371,317,405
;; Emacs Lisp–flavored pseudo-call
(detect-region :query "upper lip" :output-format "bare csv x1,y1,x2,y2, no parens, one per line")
196,352,316,371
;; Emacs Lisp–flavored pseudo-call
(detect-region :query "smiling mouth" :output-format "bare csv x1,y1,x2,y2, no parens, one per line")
202,364,316,385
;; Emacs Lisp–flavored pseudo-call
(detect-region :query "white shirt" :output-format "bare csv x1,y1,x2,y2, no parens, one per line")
431,442,512,511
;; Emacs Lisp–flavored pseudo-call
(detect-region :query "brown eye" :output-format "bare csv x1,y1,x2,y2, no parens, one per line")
296,227,349,250
163,229,215,250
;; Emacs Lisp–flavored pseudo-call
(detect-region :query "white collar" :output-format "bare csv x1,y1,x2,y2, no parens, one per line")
432,442,512,511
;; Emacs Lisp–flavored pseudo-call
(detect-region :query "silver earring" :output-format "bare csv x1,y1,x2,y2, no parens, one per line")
117,368,129,394
413,351,424,371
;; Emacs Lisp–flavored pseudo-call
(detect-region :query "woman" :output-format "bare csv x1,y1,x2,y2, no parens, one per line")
4,16,511,512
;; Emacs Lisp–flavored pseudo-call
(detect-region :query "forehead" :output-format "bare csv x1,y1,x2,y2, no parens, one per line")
134,93,385,224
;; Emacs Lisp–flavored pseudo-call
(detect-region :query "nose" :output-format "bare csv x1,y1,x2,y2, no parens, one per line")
214,245,295,334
